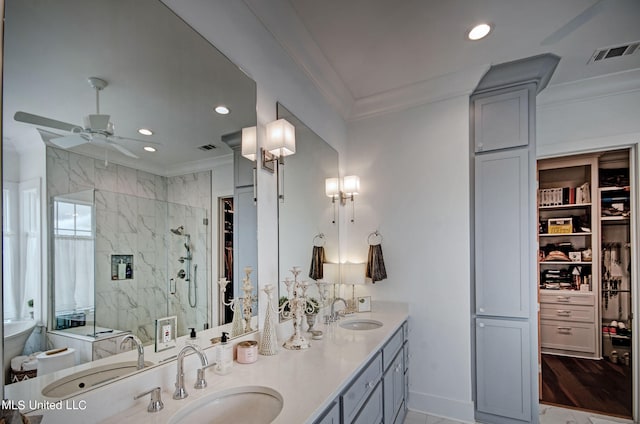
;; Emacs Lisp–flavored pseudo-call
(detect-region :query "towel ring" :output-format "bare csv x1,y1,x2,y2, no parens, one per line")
313,233,326,247
368,230,383,245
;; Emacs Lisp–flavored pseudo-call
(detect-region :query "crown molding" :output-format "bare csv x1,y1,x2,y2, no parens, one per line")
350,65,490,121
538,68,640,107
242,0,354,119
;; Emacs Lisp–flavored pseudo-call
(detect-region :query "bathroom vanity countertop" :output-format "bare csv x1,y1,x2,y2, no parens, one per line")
30,302,408,423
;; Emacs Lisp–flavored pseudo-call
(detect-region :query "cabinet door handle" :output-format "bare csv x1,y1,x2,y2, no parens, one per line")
557,327,572,333
365,381,375,389
395,364,401,373
479,308,485,313
556,296,570,302
479,323,485,328
556,310,571,316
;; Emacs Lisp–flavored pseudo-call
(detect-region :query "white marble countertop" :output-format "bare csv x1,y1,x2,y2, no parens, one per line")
27,302,408,423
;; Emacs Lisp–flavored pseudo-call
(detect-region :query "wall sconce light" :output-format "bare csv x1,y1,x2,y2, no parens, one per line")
241,126,257,161
262,118,295,173
241,126,258,203
325,175,360,223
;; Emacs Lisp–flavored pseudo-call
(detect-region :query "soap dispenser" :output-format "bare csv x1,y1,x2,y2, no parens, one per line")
214,331,233,375
185,327,199,348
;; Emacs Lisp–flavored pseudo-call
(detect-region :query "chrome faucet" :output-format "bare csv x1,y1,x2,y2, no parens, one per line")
120,334,145,370
173,345,208,400
330,297,348,321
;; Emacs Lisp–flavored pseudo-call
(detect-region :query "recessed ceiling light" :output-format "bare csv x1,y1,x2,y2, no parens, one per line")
138,128,153,136
143,146,157,152
215,105,230,115
468,23,492,41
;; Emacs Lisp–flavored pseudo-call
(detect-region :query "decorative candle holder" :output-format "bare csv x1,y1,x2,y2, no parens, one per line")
259,284,279,356
218,277,244,337
278,267,316,350
241,267,257,333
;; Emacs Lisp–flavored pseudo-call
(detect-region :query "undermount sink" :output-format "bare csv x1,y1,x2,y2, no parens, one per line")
42,361,153,398
340,319,384,331
168,386,283,424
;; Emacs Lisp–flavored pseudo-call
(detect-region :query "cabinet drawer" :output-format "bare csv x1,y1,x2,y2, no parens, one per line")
540,320,596,353
383,328,403,370
342,352,383,423
540,293,595,306
540,304,595,323
353,382,383,424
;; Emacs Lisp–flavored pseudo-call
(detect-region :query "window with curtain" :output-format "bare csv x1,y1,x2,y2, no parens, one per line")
3,185,19,320
53,198,94,315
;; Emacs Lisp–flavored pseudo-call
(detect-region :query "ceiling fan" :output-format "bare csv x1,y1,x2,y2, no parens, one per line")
14,77,159,159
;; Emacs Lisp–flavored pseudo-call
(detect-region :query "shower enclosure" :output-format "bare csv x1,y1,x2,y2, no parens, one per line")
51,189,209,344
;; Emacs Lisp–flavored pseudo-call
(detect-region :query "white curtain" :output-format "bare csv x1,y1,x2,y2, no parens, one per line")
54,237,94,312
3,233,19,320
19,232,40,318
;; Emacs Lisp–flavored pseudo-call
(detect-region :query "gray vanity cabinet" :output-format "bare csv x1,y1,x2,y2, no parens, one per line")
383,350,404,424
314,400,340,424
314,321,409,424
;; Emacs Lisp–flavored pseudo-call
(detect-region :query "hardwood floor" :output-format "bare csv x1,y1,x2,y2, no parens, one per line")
540,353,633,419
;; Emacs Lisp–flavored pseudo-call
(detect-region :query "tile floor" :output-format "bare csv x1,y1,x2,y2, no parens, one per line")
404,405,634,424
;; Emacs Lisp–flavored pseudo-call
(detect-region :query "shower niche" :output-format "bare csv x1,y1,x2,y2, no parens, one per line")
110,255,133,280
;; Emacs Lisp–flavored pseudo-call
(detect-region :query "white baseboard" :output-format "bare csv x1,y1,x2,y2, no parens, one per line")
408,390,475,423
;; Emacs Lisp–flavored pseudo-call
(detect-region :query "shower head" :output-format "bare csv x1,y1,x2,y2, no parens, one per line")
171,225,184,235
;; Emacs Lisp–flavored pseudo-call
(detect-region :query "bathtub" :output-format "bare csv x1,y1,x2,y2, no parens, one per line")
3,319,37,381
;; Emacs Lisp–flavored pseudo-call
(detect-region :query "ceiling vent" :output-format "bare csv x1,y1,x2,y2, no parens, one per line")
589,41,640,64
198,144,217,151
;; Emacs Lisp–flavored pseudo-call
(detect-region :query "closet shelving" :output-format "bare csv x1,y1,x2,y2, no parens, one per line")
598,152,633,362
538,155,600,358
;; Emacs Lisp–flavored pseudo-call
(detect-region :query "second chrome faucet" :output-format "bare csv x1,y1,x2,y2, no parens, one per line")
173,344,210,400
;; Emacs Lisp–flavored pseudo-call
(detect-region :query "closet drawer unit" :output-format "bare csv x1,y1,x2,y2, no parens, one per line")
383,328,404,370
539,304,595,323
342,352,383,423
540,320,596,353
540,293,595,306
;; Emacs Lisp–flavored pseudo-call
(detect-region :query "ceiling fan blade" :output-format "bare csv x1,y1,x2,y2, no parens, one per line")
47,133,91,149
91,136,139,158
14,111,81,132
108,142,139,158
110,135,161,145
541,0,607,46
35,128,64,143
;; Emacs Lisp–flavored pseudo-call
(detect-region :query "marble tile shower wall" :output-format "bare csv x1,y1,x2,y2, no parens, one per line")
46,147,211,344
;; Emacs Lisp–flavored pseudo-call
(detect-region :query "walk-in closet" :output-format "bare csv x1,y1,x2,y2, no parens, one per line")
538,149,635,419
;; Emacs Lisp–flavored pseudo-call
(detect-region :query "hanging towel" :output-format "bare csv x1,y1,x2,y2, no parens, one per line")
309,245,326,280
366,243,387,283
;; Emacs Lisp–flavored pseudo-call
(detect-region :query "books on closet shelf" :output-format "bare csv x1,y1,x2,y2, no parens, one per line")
538,182,590,207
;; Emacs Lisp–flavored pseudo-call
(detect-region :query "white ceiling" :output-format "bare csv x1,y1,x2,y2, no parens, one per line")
3,0,256,176
252,0,640,120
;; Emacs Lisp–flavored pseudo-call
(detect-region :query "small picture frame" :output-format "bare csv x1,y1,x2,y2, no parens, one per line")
569,252,582,262
155,316,177,353
357,296,371,313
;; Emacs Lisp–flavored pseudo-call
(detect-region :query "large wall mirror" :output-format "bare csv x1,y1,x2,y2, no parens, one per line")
2,0,257,396
276,104,339,313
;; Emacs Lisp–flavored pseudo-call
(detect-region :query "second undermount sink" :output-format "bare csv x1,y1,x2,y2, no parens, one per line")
168,386,283,424
42,361,153,398
340,319,384,331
